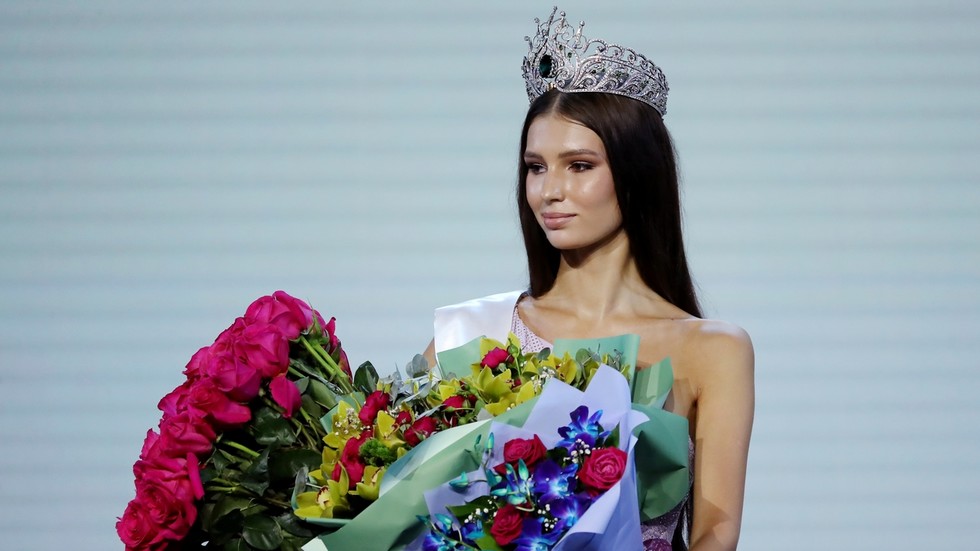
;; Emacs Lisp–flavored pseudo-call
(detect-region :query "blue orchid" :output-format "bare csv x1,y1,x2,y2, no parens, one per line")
491,459,534,505
530,459,579,503
547,493,590,530
556,406,608,455
421,514,471,551
512,516,563,551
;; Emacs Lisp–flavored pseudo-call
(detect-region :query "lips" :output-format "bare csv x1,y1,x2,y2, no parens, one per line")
541,212,575,230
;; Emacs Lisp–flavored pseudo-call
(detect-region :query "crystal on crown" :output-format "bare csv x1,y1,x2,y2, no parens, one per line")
522,7,669,116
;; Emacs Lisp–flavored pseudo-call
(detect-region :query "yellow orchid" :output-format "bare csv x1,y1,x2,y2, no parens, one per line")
294,468,350,520
354,465,386,501
323,401,365,450
468,365,515,403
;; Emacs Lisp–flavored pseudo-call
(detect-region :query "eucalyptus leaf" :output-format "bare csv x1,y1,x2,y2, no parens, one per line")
406,353,429,378
353,361,379,394
242,515,284,550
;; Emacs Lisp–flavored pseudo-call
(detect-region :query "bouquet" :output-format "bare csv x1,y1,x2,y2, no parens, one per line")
291,333,634,526
117,291,354,551
412,366,652,551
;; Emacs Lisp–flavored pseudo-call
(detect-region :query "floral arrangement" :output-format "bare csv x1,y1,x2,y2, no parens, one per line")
292,334,631,524
430,333,630,421
117,291,353,551
421,406,627,550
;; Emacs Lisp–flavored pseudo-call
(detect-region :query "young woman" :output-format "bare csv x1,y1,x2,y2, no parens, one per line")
426,9,754,551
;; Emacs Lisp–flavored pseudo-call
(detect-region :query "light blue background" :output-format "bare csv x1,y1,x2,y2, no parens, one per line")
1,1,978,549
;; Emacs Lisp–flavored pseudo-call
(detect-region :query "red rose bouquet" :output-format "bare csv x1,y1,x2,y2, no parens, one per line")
117,291,353,551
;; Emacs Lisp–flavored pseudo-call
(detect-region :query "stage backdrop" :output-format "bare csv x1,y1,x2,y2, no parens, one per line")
1,1,978,549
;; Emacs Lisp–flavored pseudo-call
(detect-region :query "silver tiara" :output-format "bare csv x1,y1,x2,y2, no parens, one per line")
522,7,669,116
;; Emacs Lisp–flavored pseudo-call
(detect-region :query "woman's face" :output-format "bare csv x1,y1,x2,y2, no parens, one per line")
524,114,623,252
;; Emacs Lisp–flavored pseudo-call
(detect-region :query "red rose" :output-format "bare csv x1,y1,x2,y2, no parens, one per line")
489,504,524,546
185,378,251,426
116,497,169,550
204,352,261,401
481,347,513,369
442,395,466,411
359,391,391,425
133,453,204,502
394,410,412,428
578,447,628,491
333,430,372,488
240,324,290,378
495,435,547,475
157,380,192,420
404,416,438,446
132,478,197,545
158,411,216,457
244,291,316,340
182,346,211,380
269,375,302,418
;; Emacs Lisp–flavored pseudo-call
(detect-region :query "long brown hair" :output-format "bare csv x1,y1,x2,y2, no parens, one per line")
517,90,703,319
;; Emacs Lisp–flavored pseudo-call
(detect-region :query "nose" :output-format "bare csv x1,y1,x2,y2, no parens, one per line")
540,170,565,202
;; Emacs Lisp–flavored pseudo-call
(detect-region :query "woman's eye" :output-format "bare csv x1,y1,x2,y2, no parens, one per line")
527,163,546,174
570,162,593,172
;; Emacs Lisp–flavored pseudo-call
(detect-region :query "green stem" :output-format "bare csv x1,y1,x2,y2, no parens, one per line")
300,336,354,393
225,440,261,458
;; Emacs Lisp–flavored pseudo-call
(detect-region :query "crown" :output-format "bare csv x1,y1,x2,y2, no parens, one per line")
522,7,669,116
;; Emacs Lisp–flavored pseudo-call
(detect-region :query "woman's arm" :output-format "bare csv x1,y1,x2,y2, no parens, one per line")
688,323,755,551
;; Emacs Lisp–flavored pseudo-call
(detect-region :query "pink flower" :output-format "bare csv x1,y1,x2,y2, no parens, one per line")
158,411,216,457
240,323,290,379
204,352,261,402
116,497,169,550
133,452,204,503
269,375,302,418
358,391,390,425
157,380,192,420
480,347,513,369
244,291,317,340
182,346,211,380
185,378,251,426
394,410,413,428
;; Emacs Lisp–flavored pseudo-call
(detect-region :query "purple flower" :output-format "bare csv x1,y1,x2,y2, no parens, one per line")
556,406,608,455
531,459,578,503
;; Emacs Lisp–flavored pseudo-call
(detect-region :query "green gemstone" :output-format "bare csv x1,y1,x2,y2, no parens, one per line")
538,55,553,78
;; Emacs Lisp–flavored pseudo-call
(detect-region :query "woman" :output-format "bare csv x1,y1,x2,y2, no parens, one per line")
425,9,753,551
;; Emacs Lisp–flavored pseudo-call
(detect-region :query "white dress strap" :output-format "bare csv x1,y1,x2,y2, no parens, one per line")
433,290,523,353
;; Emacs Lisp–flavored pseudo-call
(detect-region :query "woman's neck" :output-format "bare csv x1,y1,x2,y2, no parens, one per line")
545,231,652,321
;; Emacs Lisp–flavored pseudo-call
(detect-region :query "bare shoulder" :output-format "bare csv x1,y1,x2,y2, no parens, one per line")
679,318,754,390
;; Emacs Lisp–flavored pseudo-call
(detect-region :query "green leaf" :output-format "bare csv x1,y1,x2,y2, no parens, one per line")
242,515,284,550
208,495,253,529
275,511,317,538
474,533,505,551
294,376,310,394
446,495,495,520
353,361,379,394
253,408,296,447
300,394,323,420
269,448,322,484
241,449,271,495
309,378,338,409
220,537,248,551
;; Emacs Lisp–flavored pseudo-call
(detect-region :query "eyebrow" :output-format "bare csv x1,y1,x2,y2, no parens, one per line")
523,148,605,160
